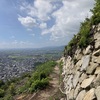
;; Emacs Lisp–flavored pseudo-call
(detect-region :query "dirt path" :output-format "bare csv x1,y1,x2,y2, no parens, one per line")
29,65,60,100
16,65,60,100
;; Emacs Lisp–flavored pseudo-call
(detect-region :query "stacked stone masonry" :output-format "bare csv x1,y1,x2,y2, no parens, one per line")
61,23,100,100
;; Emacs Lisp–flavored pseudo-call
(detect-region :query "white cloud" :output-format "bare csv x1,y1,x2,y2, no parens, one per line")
39,23,47,29
18,0,94,44
42,0,94,40
18,16,37,28
20,0,54,21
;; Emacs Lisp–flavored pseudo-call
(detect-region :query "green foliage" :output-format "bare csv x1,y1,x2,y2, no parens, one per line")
64,0,100,56
3,94,13,100
91,0,100,25
64,34,78,56
64,18,92,56
0,80,4,87
8,83,15,95
0,89,5,97
29,78,49,93
18,61,56,93
78,18,91,48
0,61,56,99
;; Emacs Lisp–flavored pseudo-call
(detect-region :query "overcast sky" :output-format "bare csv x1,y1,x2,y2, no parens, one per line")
0,0,95,49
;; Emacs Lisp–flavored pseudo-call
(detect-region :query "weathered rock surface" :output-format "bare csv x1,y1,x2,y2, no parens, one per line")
95,39,100,49
92,56,100,64
68,89,74,100
93,74,100,87
93,49,100,56
86,62,98,74
81,75,95,88
73,71,80,88
84,45,92,55
79,73,87,83
95,67,100,74
76,90,86,100
81,55,90,71
61,24,100,100
95,86,100,100
83,88,95,100
74,84,81,99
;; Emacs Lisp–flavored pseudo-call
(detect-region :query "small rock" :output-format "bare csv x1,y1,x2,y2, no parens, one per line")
93,74,100,87
75,49,83,60
75,60,82,71
83,88,95,100
84,45,92,55
92,25,95,29
66,75,73,92
92,56,100,64
74,84,81,99
60,98,65,100
75,49,81,55
81,55,90,71
76,90,86,100
75,54,83,61
93,49,100,56
69,89,74,100
67,75,73,86
75,60,82,67
95,40,100,49
73,71,80,88
81,75,95,88
95,86,100,100
86,62,99,74
97,23,100,31
94,32,100,40
95,67,100,74
79,73,87,83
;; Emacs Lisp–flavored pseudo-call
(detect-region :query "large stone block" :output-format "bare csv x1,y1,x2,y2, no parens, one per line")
76,90,86,100
95,67,100,74
81,55,90,71
74,84,81,99
81,75,95,88
83,88,95,100
73,71,80,88
86,62,99,74
95,86,100,100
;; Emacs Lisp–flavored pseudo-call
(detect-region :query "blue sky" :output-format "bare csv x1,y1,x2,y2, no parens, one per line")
0,0,95,48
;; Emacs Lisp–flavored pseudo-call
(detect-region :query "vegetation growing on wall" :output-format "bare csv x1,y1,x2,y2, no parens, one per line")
64,0,100,57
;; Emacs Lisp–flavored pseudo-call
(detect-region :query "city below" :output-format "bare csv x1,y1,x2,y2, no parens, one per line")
0,47,63,81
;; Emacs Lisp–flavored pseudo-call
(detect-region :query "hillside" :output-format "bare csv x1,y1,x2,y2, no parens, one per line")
0,0,100,100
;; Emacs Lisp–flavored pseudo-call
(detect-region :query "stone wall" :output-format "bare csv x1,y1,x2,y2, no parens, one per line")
61,23,100,100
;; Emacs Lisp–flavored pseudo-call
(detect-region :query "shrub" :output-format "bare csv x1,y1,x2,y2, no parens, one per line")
0,80,4,87
18,61,56,93
3,94,13,100
78,36,87,47
8,83,15,95
29,78,49,93
91,0,100,25
0,89,5,97
39,72,47,80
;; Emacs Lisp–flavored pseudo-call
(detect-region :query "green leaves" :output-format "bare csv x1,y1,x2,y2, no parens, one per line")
18,61,56,93
91,0,100,25
0,89,5,97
